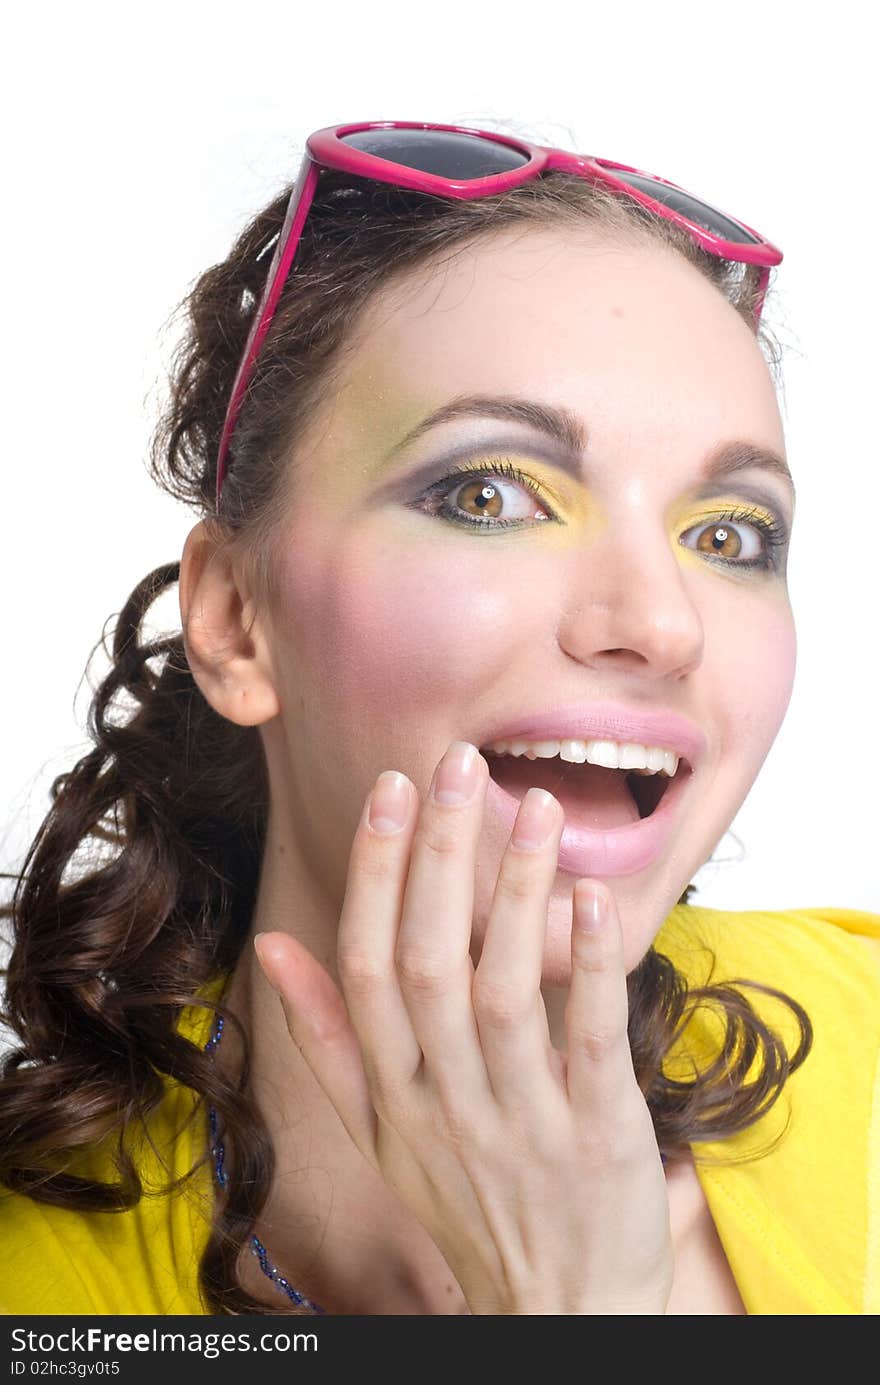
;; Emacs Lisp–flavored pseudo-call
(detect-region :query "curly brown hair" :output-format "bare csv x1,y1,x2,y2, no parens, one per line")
0,131,812,1315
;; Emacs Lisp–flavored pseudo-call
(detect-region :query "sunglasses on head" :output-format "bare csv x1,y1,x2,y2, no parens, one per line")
216,119,782,504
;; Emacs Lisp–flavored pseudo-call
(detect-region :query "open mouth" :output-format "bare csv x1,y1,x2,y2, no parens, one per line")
481,748,690,832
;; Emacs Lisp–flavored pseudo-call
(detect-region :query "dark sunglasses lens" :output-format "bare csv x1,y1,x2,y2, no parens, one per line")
609,169,761,245
340,128,530,179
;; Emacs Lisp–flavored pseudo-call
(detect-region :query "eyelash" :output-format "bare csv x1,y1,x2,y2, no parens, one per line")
413,458,556,528
684,507,789,572
412,457,789,571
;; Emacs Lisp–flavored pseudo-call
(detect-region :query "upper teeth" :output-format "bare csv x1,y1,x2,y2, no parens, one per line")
484,738,681,776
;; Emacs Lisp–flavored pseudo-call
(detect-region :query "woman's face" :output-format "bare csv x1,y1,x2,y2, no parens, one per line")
256,226,796,982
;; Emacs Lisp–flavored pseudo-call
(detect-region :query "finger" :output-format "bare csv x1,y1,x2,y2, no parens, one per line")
473,786,565,1110
564,880,637,1114
254,931,378,1166
394,741,494,1102
335,772,424,1105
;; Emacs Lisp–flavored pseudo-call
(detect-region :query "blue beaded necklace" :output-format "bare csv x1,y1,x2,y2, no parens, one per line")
204,1012,326,1314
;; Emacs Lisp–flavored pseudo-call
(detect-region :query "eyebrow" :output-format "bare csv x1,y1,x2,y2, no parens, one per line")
384,393,796,504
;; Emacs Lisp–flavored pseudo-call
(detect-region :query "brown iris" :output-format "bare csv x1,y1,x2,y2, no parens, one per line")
458,478,503,518
696,522,741,558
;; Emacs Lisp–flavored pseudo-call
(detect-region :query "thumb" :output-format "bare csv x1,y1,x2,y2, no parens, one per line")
253,931,379,1164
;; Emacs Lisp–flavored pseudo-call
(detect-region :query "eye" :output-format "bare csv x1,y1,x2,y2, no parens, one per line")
412,457,558,531
679,508,789,572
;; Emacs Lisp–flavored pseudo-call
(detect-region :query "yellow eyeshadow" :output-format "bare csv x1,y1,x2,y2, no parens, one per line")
498,460,595,527
495,475,781,536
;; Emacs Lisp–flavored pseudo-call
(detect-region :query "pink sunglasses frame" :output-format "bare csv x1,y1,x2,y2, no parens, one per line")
216,119,783,505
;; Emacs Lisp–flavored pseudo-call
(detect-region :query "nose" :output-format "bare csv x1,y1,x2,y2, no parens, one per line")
557,519,704,680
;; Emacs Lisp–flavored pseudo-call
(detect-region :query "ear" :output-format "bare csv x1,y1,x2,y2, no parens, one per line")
178,519,280,727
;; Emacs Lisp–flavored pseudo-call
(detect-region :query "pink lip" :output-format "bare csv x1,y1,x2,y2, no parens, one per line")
479,700,707,768
477,700,706,880
484,758,694,879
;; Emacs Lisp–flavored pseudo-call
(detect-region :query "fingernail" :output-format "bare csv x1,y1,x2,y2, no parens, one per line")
432,741,481,805
368,770,411,834
575,881,607,931
253,933,279,990
511,787,558,849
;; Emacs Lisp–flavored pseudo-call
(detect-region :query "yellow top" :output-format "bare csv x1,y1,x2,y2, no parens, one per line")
1,902,878,1316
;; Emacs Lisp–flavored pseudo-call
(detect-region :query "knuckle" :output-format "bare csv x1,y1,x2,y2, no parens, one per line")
415,817,464,861
573,922,623,969
573,942,619,975
395,948,455,997
492,864,538,905
472,975,532,1029
350,840,401,882
571,1023,623,1063
337,948,386,995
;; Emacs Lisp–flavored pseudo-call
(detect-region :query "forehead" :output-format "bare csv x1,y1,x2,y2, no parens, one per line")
324,226,782,460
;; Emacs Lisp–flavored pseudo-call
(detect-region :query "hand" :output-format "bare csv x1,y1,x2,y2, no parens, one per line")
254,740,673,1315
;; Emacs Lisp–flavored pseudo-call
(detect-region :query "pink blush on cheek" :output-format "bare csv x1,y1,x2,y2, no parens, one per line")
750,607,796,704
276,525,528,726
721,605,797,761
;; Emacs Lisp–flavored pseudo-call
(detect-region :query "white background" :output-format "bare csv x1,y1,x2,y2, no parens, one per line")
2,0,878,1010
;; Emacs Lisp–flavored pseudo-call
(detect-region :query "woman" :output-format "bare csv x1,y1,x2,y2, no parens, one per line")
1,122,878,1317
